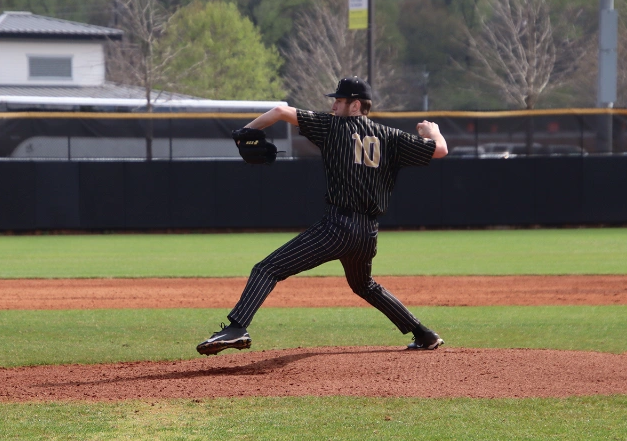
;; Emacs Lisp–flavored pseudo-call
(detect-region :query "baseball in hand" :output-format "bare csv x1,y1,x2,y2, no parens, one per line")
417,120,439,139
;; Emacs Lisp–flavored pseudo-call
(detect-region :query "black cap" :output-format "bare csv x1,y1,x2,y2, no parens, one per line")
326,76,372,100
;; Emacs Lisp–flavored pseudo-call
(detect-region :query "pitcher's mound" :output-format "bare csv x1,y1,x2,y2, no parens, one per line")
2,346,626,402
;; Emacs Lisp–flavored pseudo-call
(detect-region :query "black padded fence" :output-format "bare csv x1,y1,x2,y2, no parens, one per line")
1,157,626,231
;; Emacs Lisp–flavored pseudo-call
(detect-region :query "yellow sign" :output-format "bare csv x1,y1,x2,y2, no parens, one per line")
349,0,368,30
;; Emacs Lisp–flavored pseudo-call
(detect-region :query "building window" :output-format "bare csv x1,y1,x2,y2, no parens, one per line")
28,56,72,79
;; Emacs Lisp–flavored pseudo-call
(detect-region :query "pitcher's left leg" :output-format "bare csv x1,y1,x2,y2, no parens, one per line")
341,258,421,334
343,259,444,349
339,222,419,334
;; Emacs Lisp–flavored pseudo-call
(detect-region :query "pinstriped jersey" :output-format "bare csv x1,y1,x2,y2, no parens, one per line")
296,109,436,217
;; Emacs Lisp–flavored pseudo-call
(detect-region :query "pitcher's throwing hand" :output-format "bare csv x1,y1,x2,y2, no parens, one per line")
417,120,441,139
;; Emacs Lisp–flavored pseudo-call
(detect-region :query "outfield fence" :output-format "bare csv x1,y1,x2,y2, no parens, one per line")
1,109,626,230
1,157,626,230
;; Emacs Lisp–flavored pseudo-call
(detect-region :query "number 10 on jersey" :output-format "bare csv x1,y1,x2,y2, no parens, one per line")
353,133,381,168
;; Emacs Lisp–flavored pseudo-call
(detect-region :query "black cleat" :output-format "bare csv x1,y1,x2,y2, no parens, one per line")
196,322,252,356
407,327,444,350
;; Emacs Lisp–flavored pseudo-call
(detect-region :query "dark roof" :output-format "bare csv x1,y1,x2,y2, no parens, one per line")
0,11,123,40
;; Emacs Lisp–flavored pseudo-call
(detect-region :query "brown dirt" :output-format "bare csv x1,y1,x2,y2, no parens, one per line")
2,275,627,310
1,276,626,402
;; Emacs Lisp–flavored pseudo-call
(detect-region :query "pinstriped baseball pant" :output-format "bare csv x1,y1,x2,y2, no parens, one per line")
228,205,422,334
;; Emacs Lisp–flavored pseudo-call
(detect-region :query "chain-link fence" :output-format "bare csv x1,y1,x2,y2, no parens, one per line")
0,112,290,161
1,109,626,160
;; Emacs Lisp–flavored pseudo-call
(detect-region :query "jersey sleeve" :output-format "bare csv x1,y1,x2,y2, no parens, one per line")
396,131,436,166
296,109,332,149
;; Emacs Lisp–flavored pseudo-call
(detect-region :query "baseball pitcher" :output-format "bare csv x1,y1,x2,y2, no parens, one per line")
198,76,448,355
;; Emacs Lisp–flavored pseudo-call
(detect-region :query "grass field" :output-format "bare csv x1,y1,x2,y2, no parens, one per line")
2,305,626,368
2,396,626,440
1,229,626,440
1,228,627,277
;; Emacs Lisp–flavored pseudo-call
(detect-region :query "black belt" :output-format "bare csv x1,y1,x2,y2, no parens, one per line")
333,205,377,221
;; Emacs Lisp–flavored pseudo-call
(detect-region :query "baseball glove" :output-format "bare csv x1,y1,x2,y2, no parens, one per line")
232,127,278,165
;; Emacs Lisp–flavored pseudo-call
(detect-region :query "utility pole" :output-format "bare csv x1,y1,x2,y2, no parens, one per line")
422,67,429,111
597,0,618,153
348,0,375,96
367,0,375,95
598,0,617,108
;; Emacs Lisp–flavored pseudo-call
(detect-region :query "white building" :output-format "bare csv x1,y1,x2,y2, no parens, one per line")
0,11,121,88
0,11,290,159
0,11,286,112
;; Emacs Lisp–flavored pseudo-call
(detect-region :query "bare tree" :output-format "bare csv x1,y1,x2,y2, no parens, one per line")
106,0,173,160
456,0,591,109
107,0,174,107
281,1,403,111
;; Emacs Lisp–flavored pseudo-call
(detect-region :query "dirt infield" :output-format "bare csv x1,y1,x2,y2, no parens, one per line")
2,275,627,310
1,276,626,402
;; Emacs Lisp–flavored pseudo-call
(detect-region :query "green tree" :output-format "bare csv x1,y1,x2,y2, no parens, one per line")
0,0,112,25
396,0,491,110
155,0,285,100
233,0,312,48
